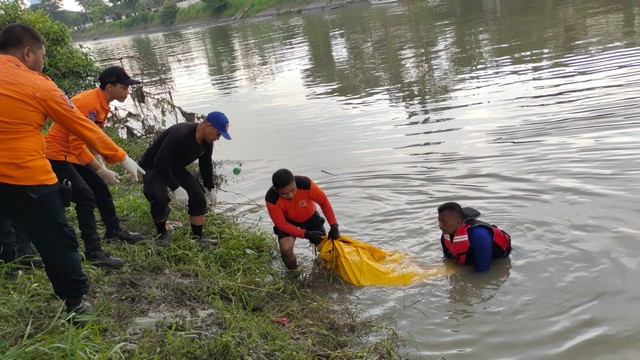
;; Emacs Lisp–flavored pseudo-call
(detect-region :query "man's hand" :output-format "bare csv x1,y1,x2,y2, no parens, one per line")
96,166,120,185
328,223,340,240
206,190,217,207
304,230,324,246
120,155,145,181
172,186,189,206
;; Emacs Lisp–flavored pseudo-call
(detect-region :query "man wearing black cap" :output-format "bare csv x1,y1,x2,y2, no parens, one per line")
139,111,231,246
44,65,146,268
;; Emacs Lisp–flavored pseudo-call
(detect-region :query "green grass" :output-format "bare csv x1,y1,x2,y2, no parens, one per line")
0,134,403,359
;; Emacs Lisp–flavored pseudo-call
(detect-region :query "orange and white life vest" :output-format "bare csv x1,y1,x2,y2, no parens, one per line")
441,219,511,265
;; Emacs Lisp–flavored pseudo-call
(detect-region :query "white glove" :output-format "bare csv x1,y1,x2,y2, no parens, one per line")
120,155,145,182
94,154,105,166
172,186,189,206
96,166,120,185
206,189,217,208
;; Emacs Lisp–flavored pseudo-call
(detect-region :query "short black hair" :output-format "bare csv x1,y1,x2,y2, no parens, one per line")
437,202,464,220
0,23,45,52
272,169,294,189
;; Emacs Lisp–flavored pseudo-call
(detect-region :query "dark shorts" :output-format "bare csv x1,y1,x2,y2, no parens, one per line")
273,212,326,240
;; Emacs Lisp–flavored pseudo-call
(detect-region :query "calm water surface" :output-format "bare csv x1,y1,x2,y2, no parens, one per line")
82,0,640,358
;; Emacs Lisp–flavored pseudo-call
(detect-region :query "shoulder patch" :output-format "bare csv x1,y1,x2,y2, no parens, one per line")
87,111,98,122
265,187,280,204
295,176,311,190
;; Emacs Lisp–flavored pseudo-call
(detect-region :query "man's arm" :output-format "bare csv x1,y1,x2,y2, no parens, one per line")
467,226,494,272
265,202,305,238
198,143,215,190
308,180,337,225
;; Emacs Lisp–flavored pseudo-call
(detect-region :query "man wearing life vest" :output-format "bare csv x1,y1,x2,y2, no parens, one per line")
265,169,341,270
0,23,145,319
437,202,511,272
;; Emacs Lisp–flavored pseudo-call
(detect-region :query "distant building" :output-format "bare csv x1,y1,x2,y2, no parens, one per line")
177,0,200,9
30,0,41,5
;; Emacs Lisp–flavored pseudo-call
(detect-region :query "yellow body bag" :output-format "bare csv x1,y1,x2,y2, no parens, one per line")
317,235,447,286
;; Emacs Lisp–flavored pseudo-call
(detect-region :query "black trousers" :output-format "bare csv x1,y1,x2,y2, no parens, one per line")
0,183,88,300
49,160,101,252
142,168,207,221
0,220,34,262
0,220,16,262
73,163,121,234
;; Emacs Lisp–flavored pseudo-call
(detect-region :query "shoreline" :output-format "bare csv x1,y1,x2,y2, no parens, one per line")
72,0,362,43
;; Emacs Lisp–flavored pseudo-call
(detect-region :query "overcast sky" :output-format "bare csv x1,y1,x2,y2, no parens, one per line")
62,0,82,11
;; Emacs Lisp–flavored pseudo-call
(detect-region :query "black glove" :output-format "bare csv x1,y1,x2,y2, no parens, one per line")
328,224,340,240
304,230,324,245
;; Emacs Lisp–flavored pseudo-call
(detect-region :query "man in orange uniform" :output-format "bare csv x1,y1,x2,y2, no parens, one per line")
265,169,341,270
0,23,145,317
45,66,144,269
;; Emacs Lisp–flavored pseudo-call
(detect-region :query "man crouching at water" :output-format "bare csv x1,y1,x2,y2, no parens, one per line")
265,169,341,270
139,112,231,246
437,202,511,272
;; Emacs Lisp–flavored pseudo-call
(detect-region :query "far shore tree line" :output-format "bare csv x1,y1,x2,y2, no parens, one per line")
16,0,229,30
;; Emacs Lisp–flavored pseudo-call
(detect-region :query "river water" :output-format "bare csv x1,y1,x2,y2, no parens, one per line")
81,0,640,358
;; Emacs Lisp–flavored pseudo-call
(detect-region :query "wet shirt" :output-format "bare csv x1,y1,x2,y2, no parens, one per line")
265,176,337,238
139,122,214,191
45,88,110,165
0,55,125,185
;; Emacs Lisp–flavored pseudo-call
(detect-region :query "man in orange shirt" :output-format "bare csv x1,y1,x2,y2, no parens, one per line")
45,66,144,269
0,24,145,318
265,169,341,270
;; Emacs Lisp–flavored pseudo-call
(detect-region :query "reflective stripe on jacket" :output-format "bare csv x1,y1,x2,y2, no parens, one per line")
441,220,511,265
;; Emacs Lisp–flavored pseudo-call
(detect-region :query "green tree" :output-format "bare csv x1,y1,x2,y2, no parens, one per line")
159,0,177,27
0,2,99,95
76,0,109,23
30,0,63,14
201,0,227,15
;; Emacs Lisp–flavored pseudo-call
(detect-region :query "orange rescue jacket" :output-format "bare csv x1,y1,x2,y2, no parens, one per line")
0,55,125,185
45,88,110,165
265,176,337,238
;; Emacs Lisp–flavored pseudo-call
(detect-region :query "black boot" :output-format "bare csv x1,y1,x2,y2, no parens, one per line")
65,297,95,327
85,250,124,270
191,234,218,246
155,231,170,247
105,228,143,244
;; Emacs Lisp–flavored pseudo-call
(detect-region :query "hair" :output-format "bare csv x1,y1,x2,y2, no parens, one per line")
272,169,294,189
0,23,45,53
437,202,464,220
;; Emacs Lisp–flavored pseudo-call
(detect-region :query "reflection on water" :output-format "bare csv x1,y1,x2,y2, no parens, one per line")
82,0,640,358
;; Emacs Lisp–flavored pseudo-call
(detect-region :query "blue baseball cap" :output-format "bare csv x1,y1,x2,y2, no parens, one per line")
206,111,231,140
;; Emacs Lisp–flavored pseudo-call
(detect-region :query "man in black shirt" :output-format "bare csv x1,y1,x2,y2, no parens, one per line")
139,112,231,246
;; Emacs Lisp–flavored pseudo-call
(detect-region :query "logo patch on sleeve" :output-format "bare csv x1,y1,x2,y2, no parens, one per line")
60,94,76,109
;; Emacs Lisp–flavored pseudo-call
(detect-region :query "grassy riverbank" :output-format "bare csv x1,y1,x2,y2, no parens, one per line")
72,0,359,42
0,134,402,359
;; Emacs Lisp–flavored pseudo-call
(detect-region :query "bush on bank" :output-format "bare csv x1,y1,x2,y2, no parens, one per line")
0,2,99,96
